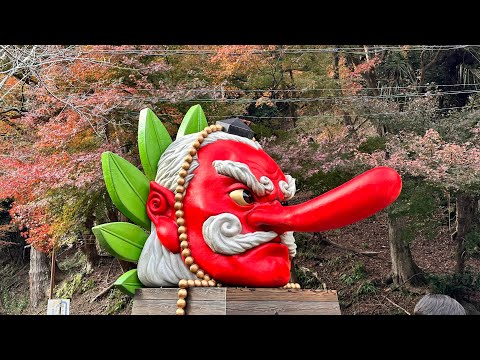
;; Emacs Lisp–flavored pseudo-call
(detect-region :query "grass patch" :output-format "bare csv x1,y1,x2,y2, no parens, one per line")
357,280,377,296
340,261,367,285
0,263,29,314
1,291,28,314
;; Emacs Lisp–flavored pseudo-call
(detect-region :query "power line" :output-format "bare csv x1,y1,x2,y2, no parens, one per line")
79,45,472,57
107,104,480,121
158,89,480,103
55,82,480,94
9,102,474,134
10,89,473,116
209,104,480,120
50,89,479,107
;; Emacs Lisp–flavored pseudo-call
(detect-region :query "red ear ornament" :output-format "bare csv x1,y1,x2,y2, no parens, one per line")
147,182,180,254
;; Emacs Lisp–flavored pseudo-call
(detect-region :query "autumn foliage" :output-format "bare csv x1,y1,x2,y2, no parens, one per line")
0,46,173,251
1,45,480,257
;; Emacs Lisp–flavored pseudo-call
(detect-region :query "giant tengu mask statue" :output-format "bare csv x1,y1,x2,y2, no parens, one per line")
93,105,402,296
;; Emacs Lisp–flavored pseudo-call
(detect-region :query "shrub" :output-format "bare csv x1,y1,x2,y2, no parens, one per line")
427,271,480,298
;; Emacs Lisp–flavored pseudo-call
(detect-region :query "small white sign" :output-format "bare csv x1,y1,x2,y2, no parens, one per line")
47,299,70,315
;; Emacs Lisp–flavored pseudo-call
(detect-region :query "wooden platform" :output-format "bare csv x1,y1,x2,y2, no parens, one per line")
132,287,341,315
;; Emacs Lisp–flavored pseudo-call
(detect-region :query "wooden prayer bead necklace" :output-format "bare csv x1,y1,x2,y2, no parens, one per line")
175,124,300,315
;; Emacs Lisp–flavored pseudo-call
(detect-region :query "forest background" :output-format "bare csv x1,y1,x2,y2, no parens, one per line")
1,45,479,315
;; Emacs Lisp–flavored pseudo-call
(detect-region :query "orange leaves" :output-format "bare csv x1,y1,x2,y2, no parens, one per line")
37,110,84,149
69,57,111,83
0,119,15,134
352,55,381,77
336,55,378,95
255,92,274,108
0,146,107,252
209,45,272,82
0,45,175,252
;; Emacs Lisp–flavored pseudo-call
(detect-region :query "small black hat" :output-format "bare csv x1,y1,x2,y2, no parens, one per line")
215,118,254,139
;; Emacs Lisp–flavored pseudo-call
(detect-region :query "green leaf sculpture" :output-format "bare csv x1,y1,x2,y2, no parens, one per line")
138,108,172,181
114,269,143,296
94,105,207,296
101,152,150,229
92,222,148,262
176,104,208,139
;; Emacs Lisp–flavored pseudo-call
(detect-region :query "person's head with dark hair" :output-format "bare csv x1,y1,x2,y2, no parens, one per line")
414,294,466,315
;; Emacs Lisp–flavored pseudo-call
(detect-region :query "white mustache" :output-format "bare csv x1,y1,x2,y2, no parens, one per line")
280,231,297,257
202,213,296,257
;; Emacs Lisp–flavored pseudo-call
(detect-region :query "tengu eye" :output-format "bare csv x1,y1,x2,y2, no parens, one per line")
229,189,254,206
281,201,289,206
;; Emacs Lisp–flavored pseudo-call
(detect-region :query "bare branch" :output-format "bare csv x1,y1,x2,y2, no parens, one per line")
0,240,20,247
384,296,411,315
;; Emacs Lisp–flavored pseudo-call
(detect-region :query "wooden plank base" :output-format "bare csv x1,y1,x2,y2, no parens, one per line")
132,287,341,315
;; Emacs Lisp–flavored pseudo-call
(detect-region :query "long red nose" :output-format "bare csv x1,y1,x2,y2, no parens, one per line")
247,166,402,233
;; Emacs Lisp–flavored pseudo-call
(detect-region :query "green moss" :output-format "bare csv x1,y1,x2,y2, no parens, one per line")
106,288,131,314
81,278,96,293
465,227,480,257
57,251,87,271
55,271,97,299
55,273,83,299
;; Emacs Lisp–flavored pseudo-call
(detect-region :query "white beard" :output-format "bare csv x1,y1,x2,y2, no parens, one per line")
137,223,196,287
137,215,297,287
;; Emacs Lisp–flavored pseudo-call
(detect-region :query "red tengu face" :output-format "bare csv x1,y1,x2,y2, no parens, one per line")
146,136,402,288
184,140,291,287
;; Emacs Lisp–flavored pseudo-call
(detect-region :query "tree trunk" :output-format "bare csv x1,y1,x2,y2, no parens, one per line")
83,213,98,271
388,215,425,287
29,246,50,308
333,49,339,80
453,193,479,274
84,236,98,270
289,257,298,283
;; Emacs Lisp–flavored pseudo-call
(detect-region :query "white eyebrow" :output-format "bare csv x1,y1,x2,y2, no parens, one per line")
211,160,273,196
279,175,296,200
